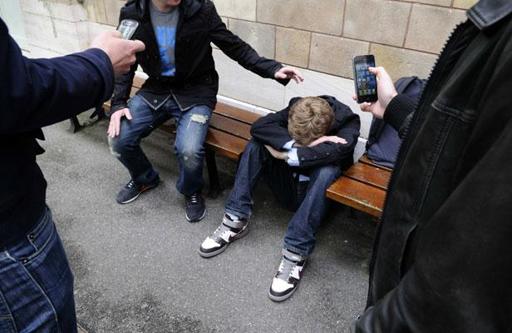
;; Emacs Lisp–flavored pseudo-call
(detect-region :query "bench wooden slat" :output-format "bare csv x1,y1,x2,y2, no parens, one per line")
214,103,262,124
210,113,252,141
206,128,246,160
343,162,391,191
326,176,386,217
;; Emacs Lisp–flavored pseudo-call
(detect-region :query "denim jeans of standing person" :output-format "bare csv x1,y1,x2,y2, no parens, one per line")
225,140,341,257
109,94,213,195
0,207,76,333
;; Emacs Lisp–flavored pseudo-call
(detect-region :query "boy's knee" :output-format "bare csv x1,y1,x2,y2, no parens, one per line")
313,165,340,183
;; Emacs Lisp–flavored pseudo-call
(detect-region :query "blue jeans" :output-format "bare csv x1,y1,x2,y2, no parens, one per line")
0,207,76,333
109,94,213,195
225,140,341,257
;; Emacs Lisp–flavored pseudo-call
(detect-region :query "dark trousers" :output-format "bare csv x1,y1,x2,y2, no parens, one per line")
225,140,341,256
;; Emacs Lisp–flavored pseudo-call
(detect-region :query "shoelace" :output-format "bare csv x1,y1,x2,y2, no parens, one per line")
126,180,136,189
188,193,200,205
277,257,297,280
212,224,232,241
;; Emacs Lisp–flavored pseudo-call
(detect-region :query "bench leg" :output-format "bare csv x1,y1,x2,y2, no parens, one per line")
69,116,83,133
206,148,222,198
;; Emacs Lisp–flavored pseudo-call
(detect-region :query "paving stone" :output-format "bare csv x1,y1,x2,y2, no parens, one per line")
453,0,478,9
23,12,81,54
344,0,411,47
371,43,437,80
228,19,275,59
257,0,345,35
275,27,311,68
405,0,451,6
103,0,124,26
309,34,369,79
212,0,256,21
405,4,467,54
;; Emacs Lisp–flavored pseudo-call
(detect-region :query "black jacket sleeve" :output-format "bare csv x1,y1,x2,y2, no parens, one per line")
110,9,137,113
207,2,289,86
0,19,114,134
110,64,137,113
250,108,293,149
384,94,416,139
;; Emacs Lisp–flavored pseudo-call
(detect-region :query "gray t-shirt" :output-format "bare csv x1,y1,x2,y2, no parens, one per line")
150,2,179,77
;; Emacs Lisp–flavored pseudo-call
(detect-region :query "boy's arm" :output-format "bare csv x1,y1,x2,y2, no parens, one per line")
250,108,294,148
207,2,290,85
294,113,360,168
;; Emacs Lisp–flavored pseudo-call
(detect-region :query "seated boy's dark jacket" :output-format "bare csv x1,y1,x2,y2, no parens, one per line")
111,0,288,112
251,96,360,170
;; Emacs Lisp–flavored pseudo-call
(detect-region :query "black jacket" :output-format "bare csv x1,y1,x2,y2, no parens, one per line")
111,0,287,112
355,1,512,331
251,96,360,170
0,18,114,248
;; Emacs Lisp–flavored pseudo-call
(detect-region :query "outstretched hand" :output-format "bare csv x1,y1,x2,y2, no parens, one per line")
107,108,132,138
354,66,397,119
275,66,304,84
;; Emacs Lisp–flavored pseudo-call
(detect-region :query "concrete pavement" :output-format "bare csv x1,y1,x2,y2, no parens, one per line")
38,113,376,332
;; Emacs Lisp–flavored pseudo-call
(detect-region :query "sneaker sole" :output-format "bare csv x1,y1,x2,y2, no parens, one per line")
268,285,299,302
198,227,249,258
185,207,207,223
117,182,160,205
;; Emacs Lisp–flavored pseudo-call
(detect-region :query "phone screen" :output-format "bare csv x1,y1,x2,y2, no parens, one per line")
117,19,139,40
353,55,378,103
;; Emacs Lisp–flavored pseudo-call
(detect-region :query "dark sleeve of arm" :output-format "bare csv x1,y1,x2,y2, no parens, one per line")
110,63,137,112
207,2,289,86
296,113,361,168
0,23,114,134
250,109,293,148
383,94,416,139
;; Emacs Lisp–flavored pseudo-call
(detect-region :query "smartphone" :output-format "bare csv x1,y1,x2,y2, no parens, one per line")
117,19,139,40
353,55,378,103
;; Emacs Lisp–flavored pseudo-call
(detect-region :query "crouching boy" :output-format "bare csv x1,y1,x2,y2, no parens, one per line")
199,96,360,301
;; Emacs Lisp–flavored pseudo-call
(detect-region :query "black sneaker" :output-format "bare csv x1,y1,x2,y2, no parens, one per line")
116,179,159,204
185,192,206,223
199,214,248,258
268,249,307,302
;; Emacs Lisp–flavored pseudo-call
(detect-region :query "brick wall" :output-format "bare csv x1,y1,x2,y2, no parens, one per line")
16,0,477,146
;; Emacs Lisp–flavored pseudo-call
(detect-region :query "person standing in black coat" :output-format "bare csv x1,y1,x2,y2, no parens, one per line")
0,18,144,332
199,96,360,301
353,0,512,331
107,0,303,222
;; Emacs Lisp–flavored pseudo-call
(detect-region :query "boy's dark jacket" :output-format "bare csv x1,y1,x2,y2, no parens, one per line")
251,96,360,170
112,0,287,112
354,0,512,331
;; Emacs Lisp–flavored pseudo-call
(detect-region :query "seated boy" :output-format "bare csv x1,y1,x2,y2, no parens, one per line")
198,96,360,301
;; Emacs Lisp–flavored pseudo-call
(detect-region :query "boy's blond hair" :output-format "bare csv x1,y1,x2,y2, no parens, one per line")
288,97,334,146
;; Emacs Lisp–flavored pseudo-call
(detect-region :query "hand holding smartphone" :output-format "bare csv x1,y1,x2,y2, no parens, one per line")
117,19,139,40
353,55,378,103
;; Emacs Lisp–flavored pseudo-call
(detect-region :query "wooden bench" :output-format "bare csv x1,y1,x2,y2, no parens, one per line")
91,76,391,218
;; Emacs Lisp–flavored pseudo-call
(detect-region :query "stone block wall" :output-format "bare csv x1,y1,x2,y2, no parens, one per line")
14,0,477,146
